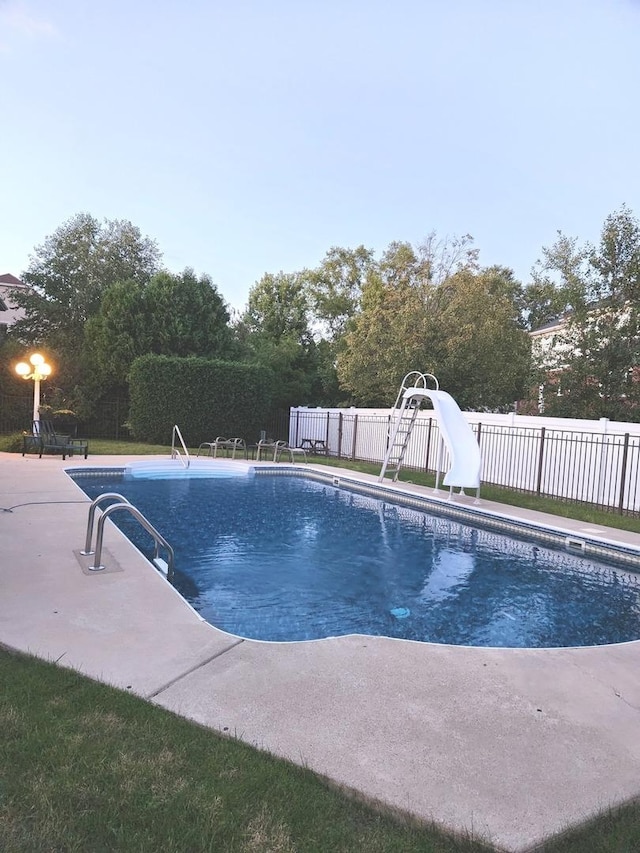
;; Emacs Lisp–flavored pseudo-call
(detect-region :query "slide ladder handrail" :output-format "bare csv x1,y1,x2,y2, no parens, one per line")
390,372,439,412
380,372,439,482
171,424,190,468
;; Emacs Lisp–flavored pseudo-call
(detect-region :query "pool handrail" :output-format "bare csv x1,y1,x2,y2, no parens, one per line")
171,424,190,468
87,501,175,581
81,493,132,556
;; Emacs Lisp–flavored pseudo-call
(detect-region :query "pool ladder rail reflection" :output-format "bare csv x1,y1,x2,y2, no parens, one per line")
81,493,175,581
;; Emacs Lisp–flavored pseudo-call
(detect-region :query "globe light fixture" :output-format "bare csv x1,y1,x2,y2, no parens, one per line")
15,352,53,423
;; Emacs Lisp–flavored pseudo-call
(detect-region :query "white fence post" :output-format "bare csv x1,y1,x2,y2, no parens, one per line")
596,418,609,508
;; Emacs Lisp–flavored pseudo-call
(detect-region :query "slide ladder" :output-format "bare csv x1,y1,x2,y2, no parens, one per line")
379,372,439,482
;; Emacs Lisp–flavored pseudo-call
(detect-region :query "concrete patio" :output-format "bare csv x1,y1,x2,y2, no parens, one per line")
2,450,640,852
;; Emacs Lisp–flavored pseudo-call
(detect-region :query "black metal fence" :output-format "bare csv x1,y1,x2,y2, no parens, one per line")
0,395,130,439
81,399,130,439
289,409,640,516
261,410,292,443
0,395,291,445
0,395,32,434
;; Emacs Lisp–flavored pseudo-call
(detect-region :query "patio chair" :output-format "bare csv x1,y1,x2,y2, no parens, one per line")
22,419,89,460
254,437,278,461
273,440,307,463
196,436,247,459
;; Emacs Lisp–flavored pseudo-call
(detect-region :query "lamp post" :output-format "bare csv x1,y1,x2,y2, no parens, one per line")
15,353,52,423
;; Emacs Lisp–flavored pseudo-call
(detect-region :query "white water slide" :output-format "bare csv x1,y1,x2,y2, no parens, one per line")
379,373,482,495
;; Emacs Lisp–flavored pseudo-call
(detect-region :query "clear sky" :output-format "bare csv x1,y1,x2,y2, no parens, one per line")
1,0,639,312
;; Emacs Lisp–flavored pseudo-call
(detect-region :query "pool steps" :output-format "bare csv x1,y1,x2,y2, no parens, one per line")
124,459,255,479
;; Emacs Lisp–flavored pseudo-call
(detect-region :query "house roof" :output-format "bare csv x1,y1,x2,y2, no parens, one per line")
0,273,26,286
529,315,567,337
0,274,29,324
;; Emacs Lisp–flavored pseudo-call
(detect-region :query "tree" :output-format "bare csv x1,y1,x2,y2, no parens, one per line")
336,236,482,406
10,213,161,386
85,269,233,390
303,245,375,341
236,272,320,408
532,207,640,419
436,268,531,409
417,230,480,283
336,272,434,405
337,235,528,409
297,245,376,404
521,278,571,331
83,279,148,392
144,270,233,358
240,271,309,338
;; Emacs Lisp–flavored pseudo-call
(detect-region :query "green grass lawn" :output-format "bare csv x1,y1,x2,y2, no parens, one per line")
0,650,640,853
0,649,490,853
2,649,639,853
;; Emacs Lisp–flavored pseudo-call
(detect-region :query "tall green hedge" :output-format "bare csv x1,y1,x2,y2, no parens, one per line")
128,355,275,445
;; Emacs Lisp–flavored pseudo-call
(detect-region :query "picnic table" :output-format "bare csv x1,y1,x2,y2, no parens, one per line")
300,438,327,454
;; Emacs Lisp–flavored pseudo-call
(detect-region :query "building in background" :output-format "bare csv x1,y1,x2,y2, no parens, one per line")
0,273,28,337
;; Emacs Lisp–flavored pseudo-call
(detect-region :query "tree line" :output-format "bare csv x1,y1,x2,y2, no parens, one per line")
3,207,640,423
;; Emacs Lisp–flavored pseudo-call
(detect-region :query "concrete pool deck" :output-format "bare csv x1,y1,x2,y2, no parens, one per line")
2,451,640,852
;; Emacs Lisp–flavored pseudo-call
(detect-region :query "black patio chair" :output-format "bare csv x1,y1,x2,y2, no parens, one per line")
22,419,89,460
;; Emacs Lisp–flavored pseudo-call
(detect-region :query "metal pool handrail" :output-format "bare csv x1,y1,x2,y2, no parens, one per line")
81,493,132,556
81,493,175,581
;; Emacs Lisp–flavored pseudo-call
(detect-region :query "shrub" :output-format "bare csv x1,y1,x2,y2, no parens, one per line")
128,355,274,445
0,432,27,453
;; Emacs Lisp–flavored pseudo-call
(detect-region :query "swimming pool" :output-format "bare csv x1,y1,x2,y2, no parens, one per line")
71,467,640,648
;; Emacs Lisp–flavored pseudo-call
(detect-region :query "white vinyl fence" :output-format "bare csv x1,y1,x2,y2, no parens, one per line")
289,407,640,515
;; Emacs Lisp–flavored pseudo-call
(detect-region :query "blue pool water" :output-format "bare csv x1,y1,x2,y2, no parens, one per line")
72,471,640,648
